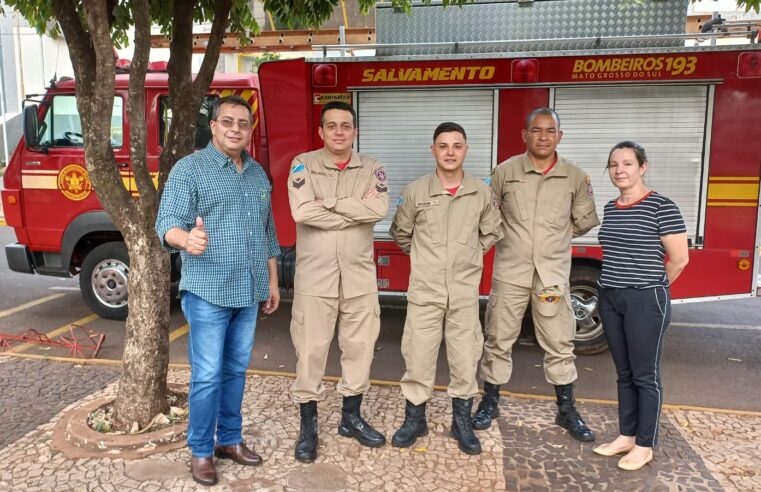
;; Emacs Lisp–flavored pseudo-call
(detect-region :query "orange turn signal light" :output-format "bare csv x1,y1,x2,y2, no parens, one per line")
7,195,16,205
738,258,751,271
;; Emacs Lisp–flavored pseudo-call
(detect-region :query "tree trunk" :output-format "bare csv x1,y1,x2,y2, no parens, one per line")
50,0,231,431
109,0,170,429
113,226,172,427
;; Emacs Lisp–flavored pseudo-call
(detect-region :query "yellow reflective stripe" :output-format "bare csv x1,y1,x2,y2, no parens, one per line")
706,201,757,207
709,176,759,182
240,89,254,102
707,182,759,201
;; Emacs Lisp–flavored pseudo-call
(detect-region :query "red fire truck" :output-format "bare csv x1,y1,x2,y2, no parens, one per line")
3,42,760,354
2,72,264,320
257,43,761,353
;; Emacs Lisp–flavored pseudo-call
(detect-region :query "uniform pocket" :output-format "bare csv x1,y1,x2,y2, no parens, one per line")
547,189,572,226
292,308,305,324
417,209,441,245
503,182,527,221
456,202,479,249
290,308,306,356
533,288,565,317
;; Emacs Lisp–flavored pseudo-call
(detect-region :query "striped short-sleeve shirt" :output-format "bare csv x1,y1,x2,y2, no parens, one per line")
598,191,686,289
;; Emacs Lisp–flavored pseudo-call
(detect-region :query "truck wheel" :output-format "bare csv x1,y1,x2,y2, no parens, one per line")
570,265,607,355
79,242,129,320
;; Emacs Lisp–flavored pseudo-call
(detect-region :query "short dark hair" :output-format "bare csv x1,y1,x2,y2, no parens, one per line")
607,141,648,169
320,101,357,127
433,122,467,142
525,107,561,129
212,95,253,122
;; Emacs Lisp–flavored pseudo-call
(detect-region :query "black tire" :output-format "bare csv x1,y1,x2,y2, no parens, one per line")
79,242,130,320
569,264,608,355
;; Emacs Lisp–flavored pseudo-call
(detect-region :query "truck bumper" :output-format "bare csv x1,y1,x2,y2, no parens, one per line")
5,243,35,274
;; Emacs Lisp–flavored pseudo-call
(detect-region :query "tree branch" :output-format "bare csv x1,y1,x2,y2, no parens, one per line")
81,0,135,231
157,0,197,194
128,0,157,214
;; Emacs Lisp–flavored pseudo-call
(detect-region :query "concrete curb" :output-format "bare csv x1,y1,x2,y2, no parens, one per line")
50,385,187,460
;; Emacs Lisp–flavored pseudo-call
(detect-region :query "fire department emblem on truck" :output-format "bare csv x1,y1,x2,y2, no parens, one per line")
57,164,92,201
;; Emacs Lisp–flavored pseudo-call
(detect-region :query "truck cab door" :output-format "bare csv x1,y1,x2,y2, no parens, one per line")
20,94,128,251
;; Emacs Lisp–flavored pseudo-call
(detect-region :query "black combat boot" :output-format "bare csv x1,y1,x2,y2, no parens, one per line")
295,401,318,462
337,394,386,448
451,398,482,455
554,383,595,442
391,400,428,448
471,382,501,430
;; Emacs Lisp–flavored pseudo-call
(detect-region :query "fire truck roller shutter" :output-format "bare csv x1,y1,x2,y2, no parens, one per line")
356,89,496,238
554,84,708,245
554,84,708,355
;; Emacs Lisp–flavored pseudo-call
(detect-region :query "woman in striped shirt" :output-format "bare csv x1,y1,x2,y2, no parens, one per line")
592,141,689,471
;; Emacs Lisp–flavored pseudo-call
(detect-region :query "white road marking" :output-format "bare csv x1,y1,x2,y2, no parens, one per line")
670,322,761,331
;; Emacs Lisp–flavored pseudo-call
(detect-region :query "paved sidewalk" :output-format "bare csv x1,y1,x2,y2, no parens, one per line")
0,358,759,491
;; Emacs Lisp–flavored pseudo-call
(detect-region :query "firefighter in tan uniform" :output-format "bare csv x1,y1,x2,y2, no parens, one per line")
287,102,389,462
472,107,600,442
390,122,503,455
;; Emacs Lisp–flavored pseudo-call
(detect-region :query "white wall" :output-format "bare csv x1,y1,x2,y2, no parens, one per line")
16,27,74,98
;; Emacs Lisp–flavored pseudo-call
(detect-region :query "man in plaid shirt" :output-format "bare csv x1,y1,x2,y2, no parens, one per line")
156,95,280,486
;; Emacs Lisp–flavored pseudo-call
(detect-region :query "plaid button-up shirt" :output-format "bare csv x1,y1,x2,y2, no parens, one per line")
156,143,280,308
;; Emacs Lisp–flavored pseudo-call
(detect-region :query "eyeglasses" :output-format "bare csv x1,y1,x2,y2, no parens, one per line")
216,118,252,131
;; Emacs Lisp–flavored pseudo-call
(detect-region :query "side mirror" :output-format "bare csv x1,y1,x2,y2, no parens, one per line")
23,105,40,149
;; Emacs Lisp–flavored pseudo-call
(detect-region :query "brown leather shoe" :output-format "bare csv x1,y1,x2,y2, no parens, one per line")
214,442,263,466
190,456,218,486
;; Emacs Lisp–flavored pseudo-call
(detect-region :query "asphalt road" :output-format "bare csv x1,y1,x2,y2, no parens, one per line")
1,226,760,411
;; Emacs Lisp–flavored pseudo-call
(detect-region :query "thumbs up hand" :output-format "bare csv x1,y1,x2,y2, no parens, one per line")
186,216,208,255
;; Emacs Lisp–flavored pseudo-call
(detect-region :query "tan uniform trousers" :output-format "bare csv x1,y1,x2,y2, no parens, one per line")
480,272,578,386
290,285,380,404
400,302,484,405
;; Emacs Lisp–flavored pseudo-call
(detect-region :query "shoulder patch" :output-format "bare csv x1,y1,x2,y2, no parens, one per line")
291,163,306,174
292,176,305,189
490,191,500,210
374,166,387,183
396,195,404,206
484,177,491,186
376,183,388,193
584,175,594,197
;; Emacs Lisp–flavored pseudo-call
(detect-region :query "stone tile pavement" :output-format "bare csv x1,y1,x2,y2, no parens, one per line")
0,358,119,449
0,357,759,491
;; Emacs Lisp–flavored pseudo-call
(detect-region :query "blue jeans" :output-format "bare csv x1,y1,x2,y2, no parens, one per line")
181,291,258,457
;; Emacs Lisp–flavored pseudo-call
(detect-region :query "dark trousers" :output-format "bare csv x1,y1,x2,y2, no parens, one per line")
599,286,671,447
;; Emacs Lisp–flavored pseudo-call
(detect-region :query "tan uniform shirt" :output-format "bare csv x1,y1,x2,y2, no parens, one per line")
391,173,503,309
491,153,599,288
288,148,389,298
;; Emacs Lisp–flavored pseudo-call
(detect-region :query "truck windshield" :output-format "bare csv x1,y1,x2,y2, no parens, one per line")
39,95,123,148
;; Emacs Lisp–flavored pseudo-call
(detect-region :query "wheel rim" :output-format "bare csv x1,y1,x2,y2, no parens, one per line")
570,285,602,343
91,258,129,309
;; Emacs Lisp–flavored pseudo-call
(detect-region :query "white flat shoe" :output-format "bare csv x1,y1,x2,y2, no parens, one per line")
618,449,654,471
592,442,635,457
